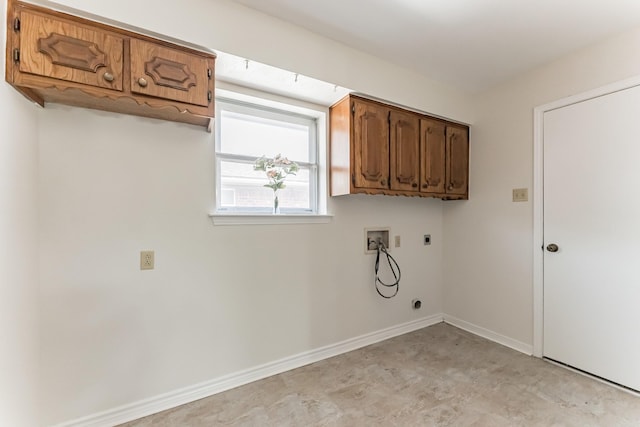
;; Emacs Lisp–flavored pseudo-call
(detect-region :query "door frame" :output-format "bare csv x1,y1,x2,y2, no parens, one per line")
532,75,640,358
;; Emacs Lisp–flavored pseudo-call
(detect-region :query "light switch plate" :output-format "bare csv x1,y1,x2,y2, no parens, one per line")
512,188,528,202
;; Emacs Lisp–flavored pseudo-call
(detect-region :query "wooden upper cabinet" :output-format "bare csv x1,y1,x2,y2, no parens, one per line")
329,93,469,200
446,125,469,196
19,11,124,91
353,97,389,190
5,0,215,130
420,118,446,194
390,109,420,192
130,39,210,107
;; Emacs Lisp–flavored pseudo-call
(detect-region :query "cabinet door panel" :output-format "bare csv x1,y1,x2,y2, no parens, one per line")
353,99,389,189
390,110,420,191
130,39,210,107
19,11,123,90
446,125,469,195
420,119,446,193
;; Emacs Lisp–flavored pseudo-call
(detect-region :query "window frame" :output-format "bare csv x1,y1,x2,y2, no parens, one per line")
214,96,320,215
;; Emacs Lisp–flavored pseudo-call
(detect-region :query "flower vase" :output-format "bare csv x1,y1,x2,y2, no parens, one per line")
273,192,280,214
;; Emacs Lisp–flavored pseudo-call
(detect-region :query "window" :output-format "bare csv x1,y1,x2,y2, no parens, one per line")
215,98,320,214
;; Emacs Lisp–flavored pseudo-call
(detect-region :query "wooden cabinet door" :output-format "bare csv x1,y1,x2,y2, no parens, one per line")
130,39,211,107
390,110,420,191
352,99,389,190
19,11,124,90
446,125,469,195
420,118,446,193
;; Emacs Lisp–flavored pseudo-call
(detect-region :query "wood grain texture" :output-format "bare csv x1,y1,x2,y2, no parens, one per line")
5,0,215,130
12,71,212,126
446,125,469,196
130,39,209,107
353,97,389,190
329,95,351,196
390,108,420,192
420,118,446,194
328,94,469,200
20,10,123,90
144,57,196,91
38,32,107,72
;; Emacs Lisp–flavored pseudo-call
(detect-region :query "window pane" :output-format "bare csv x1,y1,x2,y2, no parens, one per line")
220,110,310,162
219,161,310,210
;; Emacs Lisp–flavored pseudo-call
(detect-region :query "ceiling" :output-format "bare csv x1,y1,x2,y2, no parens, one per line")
229,0,640,93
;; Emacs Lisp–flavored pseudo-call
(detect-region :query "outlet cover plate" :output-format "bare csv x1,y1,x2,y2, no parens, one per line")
140,250,154,270
512,188,528,202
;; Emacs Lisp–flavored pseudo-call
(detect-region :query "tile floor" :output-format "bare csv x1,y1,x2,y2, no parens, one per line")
121,323,640,426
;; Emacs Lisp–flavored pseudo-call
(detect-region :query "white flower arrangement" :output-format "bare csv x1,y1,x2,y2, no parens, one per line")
253,154,299,192
254,154,299,213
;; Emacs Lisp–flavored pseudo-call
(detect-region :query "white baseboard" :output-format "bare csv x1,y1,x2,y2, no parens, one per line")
54,313,444,427
443,314,533,355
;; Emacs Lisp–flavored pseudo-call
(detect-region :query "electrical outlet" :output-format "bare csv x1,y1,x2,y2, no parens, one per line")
140,250,154,270
394,235,401,248
512,188,528,202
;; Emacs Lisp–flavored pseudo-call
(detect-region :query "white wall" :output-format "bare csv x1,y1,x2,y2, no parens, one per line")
30,0,640,423
0,0,40,424
38,108,445,424
47,0,473,125
443,27,640,347
33,0,468,424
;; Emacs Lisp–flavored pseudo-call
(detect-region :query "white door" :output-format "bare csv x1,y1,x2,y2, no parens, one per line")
543,84,640,391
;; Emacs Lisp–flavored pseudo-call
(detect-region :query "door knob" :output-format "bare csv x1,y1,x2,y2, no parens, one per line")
546,243,559,252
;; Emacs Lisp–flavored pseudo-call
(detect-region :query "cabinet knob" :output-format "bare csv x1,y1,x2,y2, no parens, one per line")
381,180,386,186
412,182,418,188
448,184,454,190
423,180,430,188
103,72,114,82
138,77,148,87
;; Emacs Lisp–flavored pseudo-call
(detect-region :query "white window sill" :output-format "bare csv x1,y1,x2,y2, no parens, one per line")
209,213,333,226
